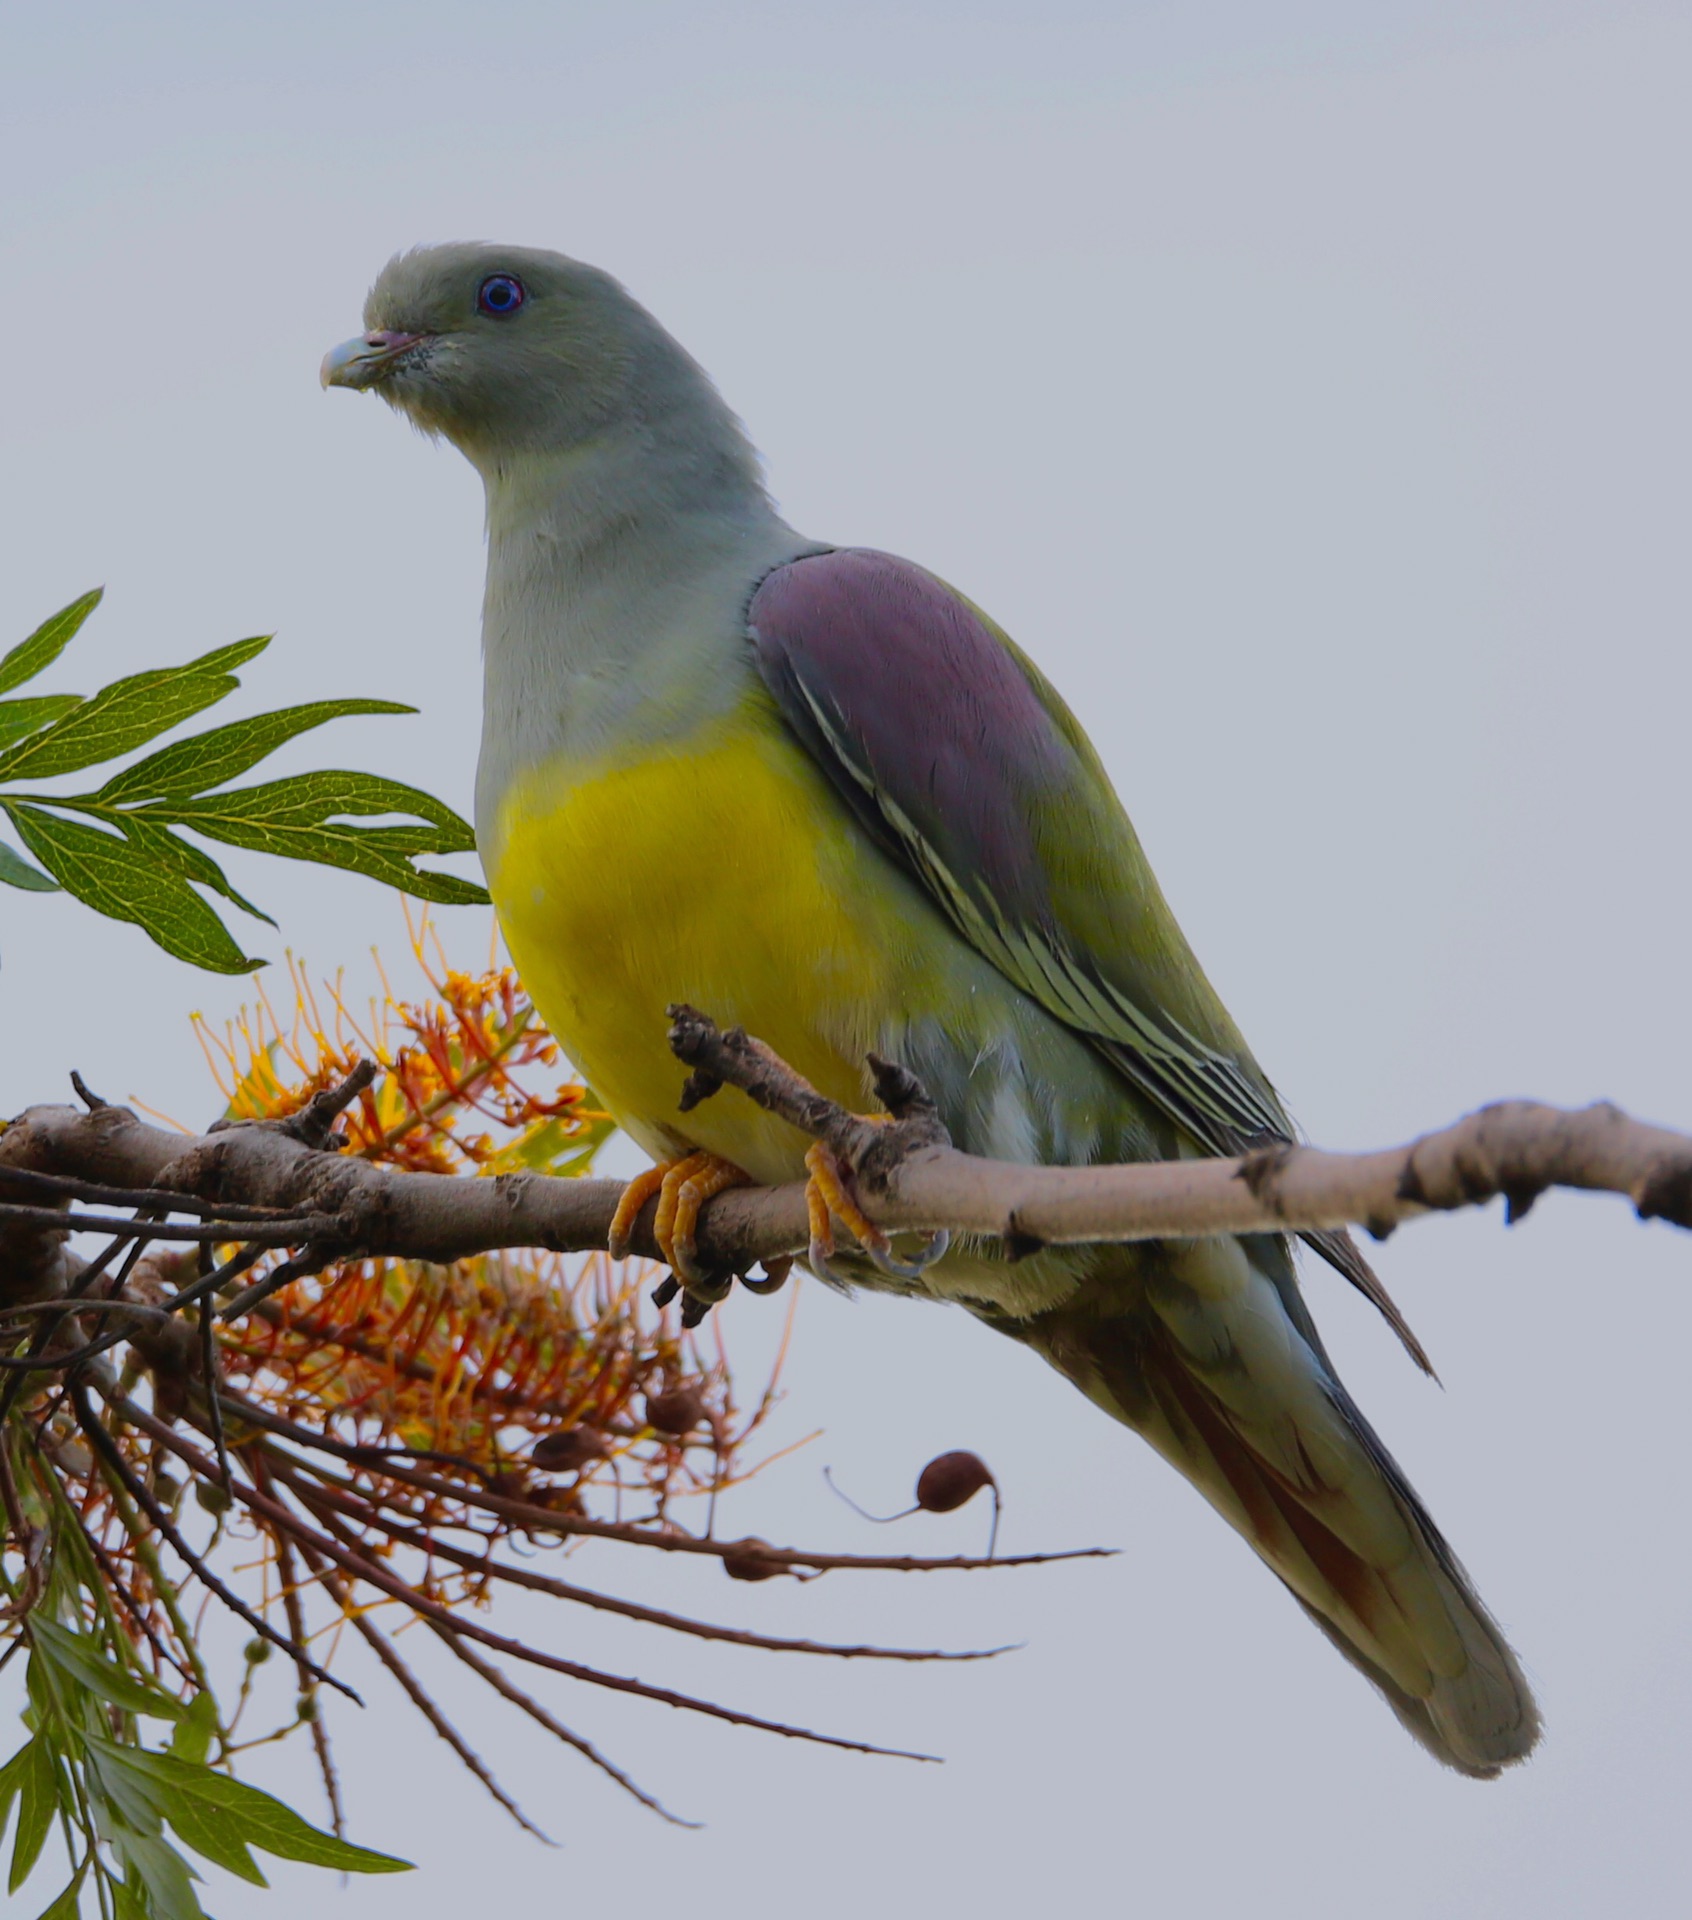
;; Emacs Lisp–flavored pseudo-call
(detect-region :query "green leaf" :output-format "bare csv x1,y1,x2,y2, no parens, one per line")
4,805,262,974
0,697,82,750
107,1827,206,1920
88,1745,167,1837
162,771,488,905
0,598,487,947
29,1621,185,1723
0,590,102,697
161,1793,267,1887
0,837,57,891
112,1876,150,1920
182,636,270,676
31,1864,86,1920
10,1738,58,1893
502,1114,612,1176
169,769,475,846
0,636,268,783
93,1744,409,1875
165,1695,216,1769
0,1740,32,1846
99,699,415,803
115,817,272,925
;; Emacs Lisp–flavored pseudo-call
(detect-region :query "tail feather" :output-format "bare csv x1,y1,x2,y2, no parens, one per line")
1015,1237,1540,1776
1290,1594,1507,1781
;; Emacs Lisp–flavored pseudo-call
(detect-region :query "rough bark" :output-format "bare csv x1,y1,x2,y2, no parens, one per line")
4,1008,1688,1315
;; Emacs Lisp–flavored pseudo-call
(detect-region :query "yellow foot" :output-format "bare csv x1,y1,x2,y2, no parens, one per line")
804,1135,949,1282
606,1151,751,1288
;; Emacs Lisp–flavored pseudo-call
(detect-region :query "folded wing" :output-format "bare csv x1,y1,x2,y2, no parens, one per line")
747,546,1427,1367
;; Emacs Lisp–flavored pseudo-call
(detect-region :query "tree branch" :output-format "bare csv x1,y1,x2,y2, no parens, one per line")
5,1015,1689,1326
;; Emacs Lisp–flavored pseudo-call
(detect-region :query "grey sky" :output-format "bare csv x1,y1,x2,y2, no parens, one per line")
3,4,1688,1915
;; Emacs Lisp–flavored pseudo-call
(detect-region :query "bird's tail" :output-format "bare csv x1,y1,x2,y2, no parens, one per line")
1015,1235,1540,1776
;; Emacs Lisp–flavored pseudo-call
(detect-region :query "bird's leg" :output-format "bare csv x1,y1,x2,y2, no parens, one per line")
606,1150,752,1292
605,1161,673,1260
656,1154,751,1284
804,1132,949,1282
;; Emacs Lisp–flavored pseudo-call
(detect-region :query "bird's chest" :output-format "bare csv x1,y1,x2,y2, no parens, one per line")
482,715,896,1179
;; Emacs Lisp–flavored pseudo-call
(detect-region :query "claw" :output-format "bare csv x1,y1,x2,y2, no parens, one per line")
739,1255,792,1296
803,1140,949,1281
608,1151,750,1290
659,1153,751,1287
870,1227,951,1280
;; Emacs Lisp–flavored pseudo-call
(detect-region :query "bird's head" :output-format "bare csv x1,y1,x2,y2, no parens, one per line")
321,242,682,465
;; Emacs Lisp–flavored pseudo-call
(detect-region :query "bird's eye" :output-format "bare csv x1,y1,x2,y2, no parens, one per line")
477,273,526,317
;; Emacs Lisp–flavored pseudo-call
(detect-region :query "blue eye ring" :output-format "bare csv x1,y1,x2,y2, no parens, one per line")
477,272,526,317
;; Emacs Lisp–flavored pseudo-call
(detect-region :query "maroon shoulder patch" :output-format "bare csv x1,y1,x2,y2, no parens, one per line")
747,548,1068,922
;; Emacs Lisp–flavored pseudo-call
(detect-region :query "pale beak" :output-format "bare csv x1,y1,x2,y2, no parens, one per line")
320,330,428,390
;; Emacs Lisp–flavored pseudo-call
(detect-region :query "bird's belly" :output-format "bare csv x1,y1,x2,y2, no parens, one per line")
482,719,900,1183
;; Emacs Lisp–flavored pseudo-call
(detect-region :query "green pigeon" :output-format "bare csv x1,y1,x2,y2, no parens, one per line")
323,243,1539,1775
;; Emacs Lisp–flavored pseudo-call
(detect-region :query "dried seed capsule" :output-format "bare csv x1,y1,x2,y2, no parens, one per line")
645,1382,707,1434
721,1537,782,1582
915,1450,995,1513
531,1428,609,1472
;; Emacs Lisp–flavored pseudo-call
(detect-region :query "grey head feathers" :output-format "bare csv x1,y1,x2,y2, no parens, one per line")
347,242,768,510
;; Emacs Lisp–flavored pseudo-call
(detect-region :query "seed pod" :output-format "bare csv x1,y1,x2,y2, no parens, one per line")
645,1382,707,1435
531,1428,609,1472
194,1478,233,1514
915,1450,995,1513
243,1639,272,1666
916,1450,1002,1557
721,1537,782,1582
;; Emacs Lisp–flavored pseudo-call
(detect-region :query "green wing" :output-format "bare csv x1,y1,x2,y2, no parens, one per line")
748,547,1429,1370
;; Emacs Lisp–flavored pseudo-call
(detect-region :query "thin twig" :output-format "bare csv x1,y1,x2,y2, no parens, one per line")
211,1386,1104,1574
84,1448,213,1696
0,1163,289,1220
66,1504,195,1688
71,1379,358,1701
218,1247,334,1322
427,1618,696,1828
69,1072,108,1112
312,1489,943,1763
0,1204,329,1246
118,1405,944,1762
249,1463,345,1838
291,1533,547,1840
198,1302,228,1488
0,1241,269,1376
273,1454,1011,1662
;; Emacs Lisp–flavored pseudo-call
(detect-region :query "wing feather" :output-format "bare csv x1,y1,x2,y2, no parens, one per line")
748,547,1430,1370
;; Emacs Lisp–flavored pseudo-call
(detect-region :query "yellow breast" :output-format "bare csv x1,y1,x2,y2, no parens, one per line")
483,712,897,1182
